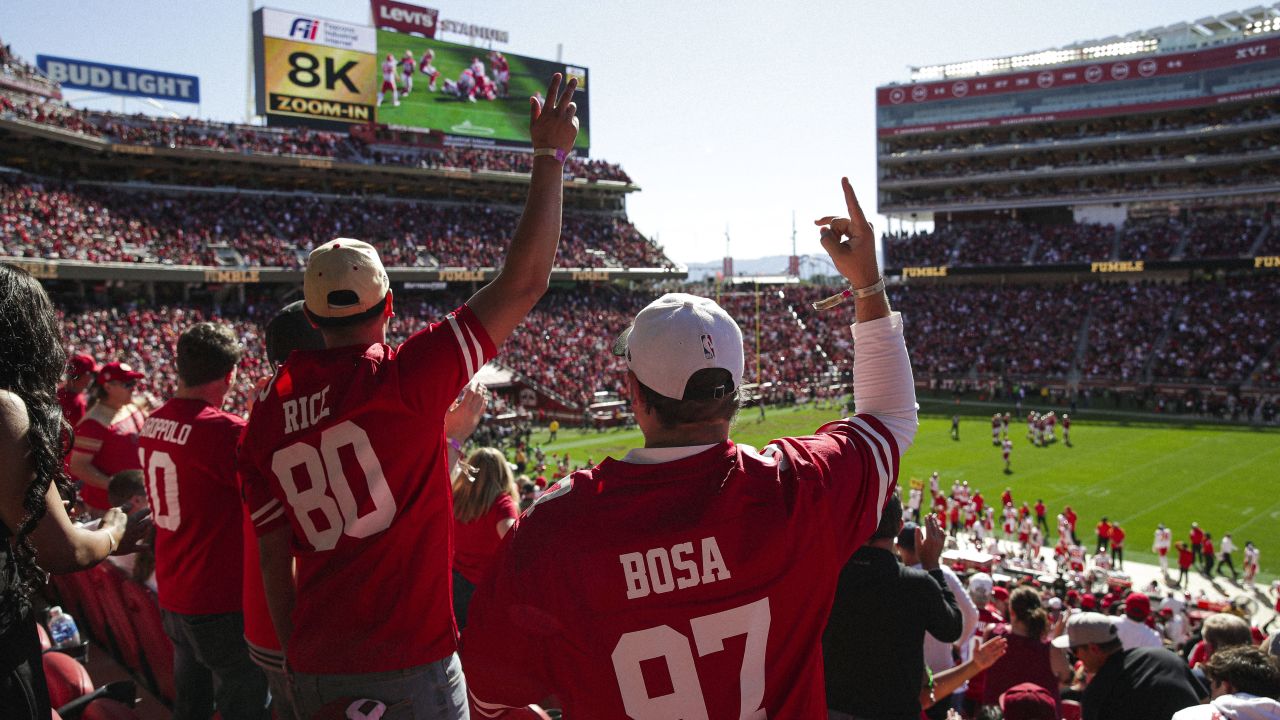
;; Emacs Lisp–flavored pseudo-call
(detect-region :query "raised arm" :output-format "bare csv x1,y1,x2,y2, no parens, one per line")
816,178,918,451
468,73,580,347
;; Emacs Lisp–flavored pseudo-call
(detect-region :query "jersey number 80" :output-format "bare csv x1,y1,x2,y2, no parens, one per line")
270,420,397,551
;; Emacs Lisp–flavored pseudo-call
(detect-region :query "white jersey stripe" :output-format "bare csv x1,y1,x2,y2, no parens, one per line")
469,690,523,718
250,498,281,521
463,323,486,369
447,314,476,379
255,506,285,528
849,417,892,510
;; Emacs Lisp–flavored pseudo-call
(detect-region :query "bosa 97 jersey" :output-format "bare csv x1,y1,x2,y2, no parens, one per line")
238,305,493,674
461,415,902,718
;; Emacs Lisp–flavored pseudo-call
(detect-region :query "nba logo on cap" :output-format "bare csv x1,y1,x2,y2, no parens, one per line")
701,334,716,360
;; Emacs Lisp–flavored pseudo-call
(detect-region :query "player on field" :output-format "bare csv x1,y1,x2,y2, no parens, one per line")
378,53,400,107
418,48,441,91
1001,411,1010,440
1062,413,1071,446
1242,541,1260,588
400,50,416,96
991,413,1001,445
239,74,580,717
488,51,510,96
1001,437,1012,474
950,413,960,440
443,68,479,102
460,178,918,717
470,56,486,80
1153,523,1172,576
929,470,940,497
138,323,269,718
1002,502,1017,546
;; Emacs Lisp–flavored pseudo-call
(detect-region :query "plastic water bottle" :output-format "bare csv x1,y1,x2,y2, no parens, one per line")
47,606,81,648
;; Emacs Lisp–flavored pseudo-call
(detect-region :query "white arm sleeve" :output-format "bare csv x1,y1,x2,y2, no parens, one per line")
850,311,919,453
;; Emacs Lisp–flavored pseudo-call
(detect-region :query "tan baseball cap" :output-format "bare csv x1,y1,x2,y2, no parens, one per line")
303,239,390,320
1052,611,1119,648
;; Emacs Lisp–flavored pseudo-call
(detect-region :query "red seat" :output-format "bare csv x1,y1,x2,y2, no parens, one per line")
1062,699,1083,720
83,698,142,720
79,564,118,656
120,579,176,703
37,621,52,651
42,651,93,707
95,563,147,676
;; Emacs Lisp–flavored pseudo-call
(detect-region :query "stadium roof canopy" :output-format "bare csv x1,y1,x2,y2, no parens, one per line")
902,3,1280,82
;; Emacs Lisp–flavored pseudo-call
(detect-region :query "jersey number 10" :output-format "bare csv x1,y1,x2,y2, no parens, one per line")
270,420,397,551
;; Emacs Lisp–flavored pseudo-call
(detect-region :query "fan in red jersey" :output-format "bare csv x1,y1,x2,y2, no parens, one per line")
239,73,580,718
460,177,918,718
69,361,147,511
137,322,268,717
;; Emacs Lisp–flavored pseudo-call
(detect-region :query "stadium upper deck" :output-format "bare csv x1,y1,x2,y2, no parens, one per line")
877,5,1280,218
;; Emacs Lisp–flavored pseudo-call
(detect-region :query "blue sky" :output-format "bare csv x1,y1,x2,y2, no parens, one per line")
0,0,1236,265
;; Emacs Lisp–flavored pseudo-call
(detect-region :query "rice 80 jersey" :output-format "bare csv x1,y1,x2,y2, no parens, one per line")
461,415,903,719
238,304,494,674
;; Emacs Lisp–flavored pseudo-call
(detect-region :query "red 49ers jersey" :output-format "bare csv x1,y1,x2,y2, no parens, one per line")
239,305,494,674
461,415,901,719
138,398,245,615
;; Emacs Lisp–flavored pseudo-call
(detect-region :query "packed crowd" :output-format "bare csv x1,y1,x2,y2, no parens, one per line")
0,175,674,268
872,474,1280,720
883,208,1274,268
0,41,59,95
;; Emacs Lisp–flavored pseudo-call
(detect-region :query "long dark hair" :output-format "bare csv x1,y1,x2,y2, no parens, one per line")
0,264,75,595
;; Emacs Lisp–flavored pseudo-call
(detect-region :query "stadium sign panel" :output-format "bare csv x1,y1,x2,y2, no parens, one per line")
36,55,199,103
373,28,589,150
876,36,1280,106
254,7,378,126
371,0,438,37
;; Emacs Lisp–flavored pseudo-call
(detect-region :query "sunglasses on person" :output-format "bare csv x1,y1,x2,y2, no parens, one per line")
114,380,138,389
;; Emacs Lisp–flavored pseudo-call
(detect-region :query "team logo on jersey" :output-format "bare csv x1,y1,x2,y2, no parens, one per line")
701,334,716,360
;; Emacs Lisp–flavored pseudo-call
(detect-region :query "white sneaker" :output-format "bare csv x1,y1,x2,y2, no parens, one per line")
393,101,401,107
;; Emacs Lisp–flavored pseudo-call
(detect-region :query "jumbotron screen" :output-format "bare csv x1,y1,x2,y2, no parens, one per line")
374,31,590,151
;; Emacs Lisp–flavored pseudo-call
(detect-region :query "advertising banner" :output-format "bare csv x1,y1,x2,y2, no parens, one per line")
877,36,1280,107
370,0,438,37
374,29,590,150
36,55,199,103
255,7,378,125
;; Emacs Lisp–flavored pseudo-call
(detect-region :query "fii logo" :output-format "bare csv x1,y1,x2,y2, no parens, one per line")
289,18,320,40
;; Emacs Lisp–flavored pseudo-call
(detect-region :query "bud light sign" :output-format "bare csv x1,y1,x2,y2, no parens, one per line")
36,55,200,103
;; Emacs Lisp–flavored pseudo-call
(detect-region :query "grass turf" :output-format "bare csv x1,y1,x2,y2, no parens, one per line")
520,405,1280,585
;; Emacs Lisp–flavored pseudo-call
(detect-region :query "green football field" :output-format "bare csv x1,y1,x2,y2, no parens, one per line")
522,406,1280,584
375,31,591,150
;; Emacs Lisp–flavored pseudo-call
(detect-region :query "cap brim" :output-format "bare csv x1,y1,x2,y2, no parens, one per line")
611,326,632,358
1051,634,1072,649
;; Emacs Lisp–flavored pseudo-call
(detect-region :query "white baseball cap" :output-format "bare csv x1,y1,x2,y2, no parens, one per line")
613,293,743,401
303,239,390,321
1051,611,1120,648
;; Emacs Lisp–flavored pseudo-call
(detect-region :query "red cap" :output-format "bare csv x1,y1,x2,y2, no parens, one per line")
67,354,98,376
999,682,1057,720
1125,592,1151,620
1081,594,1097,610
993,586,1010,601
97,361,144,385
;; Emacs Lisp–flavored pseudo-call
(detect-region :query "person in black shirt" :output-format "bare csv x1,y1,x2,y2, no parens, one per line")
1053,611,1206,720
824,494,963,720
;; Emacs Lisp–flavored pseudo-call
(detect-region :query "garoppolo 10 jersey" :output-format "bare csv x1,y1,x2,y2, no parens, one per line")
239,305,493,674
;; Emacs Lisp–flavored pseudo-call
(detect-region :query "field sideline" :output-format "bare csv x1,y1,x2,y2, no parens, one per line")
522,406,1280,585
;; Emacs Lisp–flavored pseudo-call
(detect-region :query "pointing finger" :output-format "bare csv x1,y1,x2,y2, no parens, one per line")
842,177,872,238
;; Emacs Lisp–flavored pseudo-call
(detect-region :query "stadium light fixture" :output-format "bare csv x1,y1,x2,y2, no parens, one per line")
1191,23,1215,36
1245,16,1280,33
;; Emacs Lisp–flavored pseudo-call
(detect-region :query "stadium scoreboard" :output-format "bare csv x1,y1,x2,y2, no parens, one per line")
254,5,590,150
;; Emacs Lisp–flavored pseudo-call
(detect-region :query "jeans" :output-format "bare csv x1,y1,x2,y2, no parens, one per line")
161,610,269,720
292,653,468,720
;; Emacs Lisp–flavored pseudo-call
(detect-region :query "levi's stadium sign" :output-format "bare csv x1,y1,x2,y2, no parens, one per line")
370,0,438,37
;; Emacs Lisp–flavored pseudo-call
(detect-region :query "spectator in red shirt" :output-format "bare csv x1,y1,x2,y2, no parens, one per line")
1034,498,1048,534
1064,505,1078,544
69,362,147,511
1191,522,1205,564
56,354,96,428
1110,523,1126,570
1176,541,1195,587
452,447,520,629
1096,517,1112,554
1203,533,1216,576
